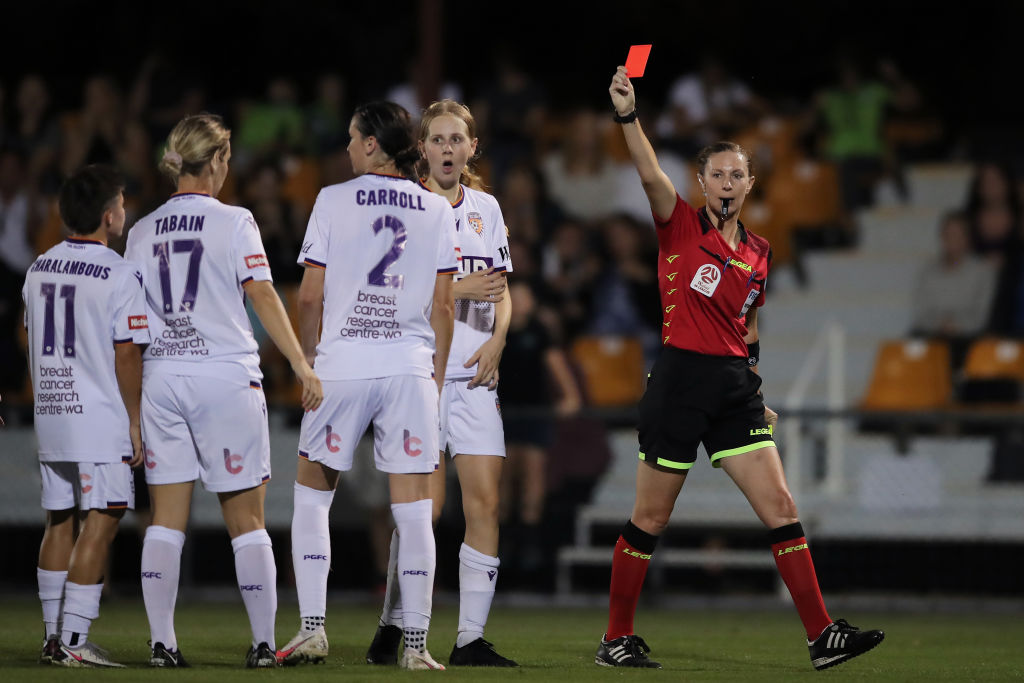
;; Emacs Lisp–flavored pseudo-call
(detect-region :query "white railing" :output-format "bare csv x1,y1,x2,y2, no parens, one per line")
782,320,846,497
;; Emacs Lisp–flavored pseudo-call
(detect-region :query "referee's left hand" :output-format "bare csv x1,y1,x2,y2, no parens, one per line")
765,405,778,428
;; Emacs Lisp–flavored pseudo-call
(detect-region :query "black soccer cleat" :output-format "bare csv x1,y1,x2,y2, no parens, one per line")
448,638,518,667
39,635,60,664
245,642,279,668
595,633,662,668
150,641,190,668
808,619,885,671
366,624,403,665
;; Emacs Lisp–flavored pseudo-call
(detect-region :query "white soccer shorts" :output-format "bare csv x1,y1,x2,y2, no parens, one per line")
298,375,440,474
40,461,135,512
439,379,506,458
141,374,271,492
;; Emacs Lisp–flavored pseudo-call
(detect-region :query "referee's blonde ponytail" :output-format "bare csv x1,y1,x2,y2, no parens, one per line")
418,99,486,191
159,114,231,183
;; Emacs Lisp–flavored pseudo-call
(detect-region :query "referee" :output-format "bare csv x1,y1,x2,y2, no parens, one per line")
594,66,884,671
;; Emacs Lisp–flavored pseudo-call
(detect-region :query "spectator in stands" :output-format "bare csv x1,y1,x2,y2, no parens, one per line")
242,160,305,284
235,76,306,171
909,211,997,367
59,75,125,177
306,74,347,158
11,75,61,194
541,108,622,221
540,218,603,339
810,53,920,241
988,221,1024,337
384,59,463,123
964,161,1021,267
499,279,581,577
496,161,564,249
588,214,662,362
0,146,39,401
472,50,546,187
655,55,764,158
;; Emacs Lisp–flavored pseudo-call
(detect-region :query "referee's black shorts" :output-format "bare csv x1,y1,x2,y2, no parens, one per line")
638,345,774,471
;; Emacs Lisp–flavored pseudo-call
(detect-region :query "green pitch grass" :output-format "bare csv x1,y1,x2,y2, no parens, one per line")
1,597,1022,681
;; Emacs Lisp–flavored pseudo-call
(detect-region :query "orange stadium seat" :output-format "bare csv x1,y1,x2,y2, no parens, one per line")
962,338,1024,382
570,335,645,407
765,158,841,231
860,339,952,411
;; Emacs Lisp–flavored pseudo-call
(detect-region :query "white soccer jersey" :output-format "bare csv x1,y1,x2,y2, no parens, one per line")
22,237,151,463
125,192,272,383
439,184,514,380
298,172,459,380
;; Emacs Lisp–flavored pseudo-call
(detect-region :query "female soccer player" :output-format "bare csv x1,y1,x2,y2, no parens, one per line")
365,99,517,668
127,114,322,668
596,66,884,670
278,101,457,671
25,165,148,668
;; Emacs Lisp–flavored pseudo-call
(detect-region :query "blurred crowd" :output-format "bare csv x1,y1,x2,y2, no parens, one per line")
2,49,1023,418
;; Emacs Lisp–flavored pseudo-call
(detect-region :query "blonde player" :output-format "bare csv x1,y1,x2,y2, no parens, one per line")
126,114,321,669
366,99,516,668
277,101,457,671
24,165,149,668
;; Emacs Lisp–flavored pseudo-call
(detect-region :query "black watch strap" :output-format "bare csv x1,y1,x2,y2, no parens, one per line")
613,108,638,124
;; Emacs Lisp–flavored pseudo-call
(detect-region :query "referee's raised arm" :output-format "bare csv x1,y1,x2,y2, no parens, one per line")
609,66,677,222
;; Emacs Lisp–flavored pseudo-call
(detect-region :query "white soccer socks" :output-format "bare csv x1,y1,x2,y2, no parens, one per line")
456,543,500,647
291,483,334,631
231,529,277,650
37,568,67,638
378,528,404,628
141,525,185,651
391,499,435,649
60,581,102,647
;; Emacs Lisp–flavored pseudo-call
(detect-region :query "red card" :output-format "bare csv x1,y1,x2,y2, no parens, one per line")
625,44,652,78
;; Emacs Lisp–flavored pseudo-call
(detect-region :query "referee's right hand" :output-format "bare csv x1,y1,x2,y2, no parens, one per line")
610,66,635,117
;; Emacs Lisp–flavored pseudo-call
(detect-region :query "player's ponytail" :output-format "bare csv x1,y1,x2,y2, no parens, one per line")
353,101,418,179
159,113,231,183
418,99,487,191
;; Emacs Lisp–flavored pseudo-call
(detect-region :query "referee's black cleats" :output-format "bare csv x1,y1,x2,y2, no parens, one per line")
366,624,403,665
595,634,662,668
448,638,518,667
150,641,190,667
808,619,885,671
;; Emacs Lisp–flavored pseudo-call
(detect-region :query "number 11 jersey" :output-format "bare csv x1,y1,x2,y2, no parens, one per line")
298,172,459,380
125,192,273,383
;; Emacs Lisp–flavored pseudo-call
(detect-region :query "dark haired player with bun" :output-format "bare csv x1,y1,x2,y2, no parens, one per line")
279,101,458,671
594,66,884,671
24,164,149,667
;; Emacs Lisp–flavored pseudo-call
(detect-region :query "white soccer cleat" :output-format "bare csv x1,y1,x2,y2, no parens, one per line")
275,626,329,666
400,648,446,670
53,641,126,668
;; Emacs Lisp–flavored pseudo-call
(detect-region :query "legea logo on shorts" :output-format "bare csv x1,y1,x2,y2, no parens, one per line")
690,264,721,297
223,448,243,474
80,473,92,494
403,429,422,456
325,424,341,453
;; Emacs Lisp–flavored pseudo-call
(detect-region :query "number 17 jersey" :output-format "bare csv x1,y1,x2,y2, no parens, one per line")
298,172,459,380
125,192,273,382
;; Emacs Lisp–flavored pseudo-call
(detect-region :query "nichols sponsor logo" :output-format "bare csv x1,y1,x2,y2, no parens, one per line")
129,315,148,330
244,254,269,269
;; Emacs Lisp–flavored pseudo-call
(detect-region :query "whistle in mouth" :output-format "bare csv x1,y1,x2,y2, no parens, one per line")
721,198,731,220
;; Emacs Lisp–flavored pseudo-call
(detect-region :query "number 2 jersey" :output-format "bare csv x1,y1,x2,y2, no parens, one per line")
22,237,151,463
298,172,459,380
435,183,514,380
125,192,273,383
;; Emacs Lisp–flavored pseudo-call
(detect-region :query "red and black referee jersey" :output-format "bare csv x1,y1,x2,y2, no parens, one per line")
655,194,771,357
